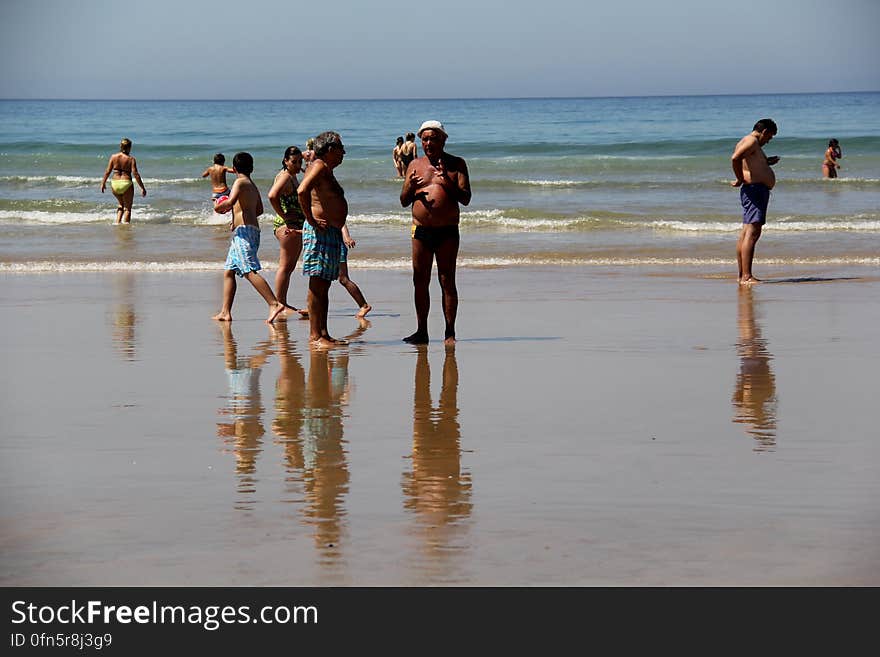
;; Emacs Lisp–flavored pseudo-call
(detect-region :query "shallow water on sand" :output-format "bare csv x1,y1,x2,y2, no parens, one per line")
1,268,879,585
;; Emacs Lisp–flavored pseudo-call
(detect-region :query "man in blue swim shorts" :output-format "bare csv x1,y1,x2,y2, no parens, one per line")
297,131,350,347
731,118,779,285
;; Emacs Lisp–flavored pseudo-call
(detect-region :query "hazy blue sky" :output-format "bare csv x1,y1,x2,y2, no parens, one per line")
1,0,878,99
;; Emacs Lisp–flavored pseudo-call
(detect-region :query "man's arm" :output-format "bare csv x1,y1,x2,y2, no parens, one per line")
452,157,471,206
297,160,326,229
400,161,418,207
201,168,211,178
730,136,755,187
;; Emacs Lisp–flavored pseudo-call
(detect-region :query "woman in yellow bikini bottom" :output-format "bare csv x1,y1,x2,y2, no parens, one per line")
110,179,133,195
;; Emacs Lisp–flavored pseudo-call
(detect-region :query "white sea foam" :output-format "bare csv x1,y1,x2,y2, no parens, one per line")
0,209,168,225
3,255,877,273
514,179,585,187
648,218,880,232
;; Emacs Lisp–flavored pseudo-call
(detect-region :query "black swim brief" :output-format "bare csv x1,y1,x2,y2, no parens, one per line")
411,224,459,252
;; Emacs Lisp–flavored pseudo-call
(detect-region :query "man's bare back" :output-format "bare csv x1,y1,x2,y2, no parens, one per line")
224,176,263,229
204,163,233,192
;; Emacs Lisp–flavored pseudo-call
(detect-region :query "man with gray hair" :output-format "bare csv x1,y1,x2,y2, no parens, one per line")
297,131,349,347
400,120,471,346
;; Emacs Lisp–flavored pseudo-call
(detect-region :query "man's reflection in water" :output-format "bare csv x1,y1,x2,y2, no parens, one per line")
279,320,369,568
402,346,472,577
110,273,137,361
216,322,272,509
269,323,307,492
732,286,778,451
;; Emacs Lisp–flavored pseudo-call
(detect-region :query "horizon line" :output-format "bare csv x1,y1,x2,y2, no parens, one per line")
1,90,878,103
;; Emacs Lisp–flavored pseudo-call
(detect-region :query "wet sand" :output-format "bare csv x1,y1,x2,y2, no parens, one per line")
1,266,879,585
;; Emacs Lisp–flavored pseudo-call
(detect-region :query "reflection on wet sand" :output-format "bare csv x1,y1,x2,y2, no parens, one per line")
216,323,272,509
402,347,472,579
109,273,137,361
732,286,778,451
270,320,369,571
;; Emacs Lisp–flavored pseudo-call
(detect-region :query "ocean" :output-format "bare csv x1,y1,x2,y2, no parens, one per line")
1,93,879,272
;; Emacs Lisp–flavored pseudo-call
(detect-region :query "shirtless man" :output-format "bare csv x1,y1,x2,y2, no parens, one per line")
202,153,236,202
400,120,471,345
731,118,779,285
297,131,350,347
212,152,285,324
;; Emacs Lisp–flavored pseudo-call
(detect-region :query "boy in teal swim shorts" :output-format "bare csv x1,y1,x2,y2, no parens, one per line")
212,152,285,324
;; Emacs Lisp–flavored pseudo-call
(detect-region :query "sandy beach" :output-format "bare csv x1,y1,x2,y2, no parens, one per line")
1,265,879,586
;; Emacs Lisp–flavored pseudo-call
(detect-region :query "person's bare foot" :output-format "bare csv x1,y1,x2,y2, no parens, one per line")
403,331,429,344
740,276,761,286
266,302,286,324
355,303,372,318
212,311,232,321
444,335,456,346
285,305,309,319
310,336,338,349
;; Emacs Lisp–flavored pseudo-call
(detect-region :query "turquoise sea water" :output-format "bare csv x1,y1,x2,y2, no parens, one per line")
1,93,878,270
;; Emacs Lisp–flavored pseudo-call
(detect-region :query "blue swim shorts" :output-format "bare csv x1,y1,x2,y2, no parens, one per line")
302,223,342,281
224,224,262,277
741,183,770,225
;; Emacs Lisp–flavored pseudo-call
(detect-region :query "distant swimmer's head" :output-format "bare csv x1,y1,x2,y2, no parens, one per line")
119,138,132,154
282,145,303,171
213,153,226,165
828,138,839,147
405,132,415,142
306,137,316,151
396,136,404,145
232,152,254,176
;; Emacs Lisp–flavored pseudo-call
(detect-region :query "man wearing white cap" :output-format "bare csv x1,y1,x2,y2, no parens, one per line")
400,120,472,345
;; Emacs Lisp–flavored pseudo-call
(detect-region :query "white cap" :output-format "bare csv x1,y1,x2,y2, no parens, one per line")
417,120,447,137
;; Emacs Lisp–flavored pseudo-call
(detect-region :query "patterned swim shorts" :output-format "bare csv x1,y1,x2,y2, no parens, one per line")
224,224,262,277
302,223,342,281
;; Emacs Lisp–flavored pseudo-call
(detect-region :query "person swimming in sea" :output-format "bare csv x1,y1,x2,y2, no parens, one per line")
100,137,147,224
822,138,842,179
202,153,236,202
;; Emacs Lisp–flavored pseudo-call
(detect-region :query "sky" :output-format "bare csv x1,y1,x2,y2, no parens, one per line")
1,0,878,99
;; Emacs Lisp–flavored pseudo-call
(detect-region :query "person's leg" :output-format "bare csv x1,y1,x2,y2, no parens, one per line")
244,271,285,323
337,262,371,317
213,270,237,320
307,276,335,346
112,191,124,224
121,185,134,224
736,225,746,281
274,229,306,315
435,232,460,344
739,223,763,284
403,238,434,343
